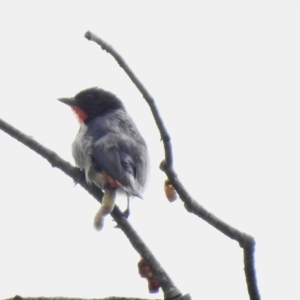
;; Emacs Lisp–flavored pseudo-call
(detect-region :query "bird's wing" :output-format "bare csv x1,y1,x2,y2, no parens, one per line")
91,133,143,197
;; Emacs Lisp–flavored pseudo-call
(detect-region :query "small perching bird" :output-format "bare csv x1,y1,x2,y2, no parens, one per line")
58,87,148,230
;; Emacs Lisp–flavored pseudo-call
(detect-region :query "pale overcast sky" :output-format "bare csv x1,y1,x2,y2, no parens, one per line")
1,1,300,299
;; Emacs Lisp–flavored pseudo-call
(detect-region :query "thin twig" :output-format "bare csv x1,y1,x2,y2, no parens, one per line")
84,31,173,168
5,296,192,300
5,296,158,300
84,31,261,300
5,295,158,300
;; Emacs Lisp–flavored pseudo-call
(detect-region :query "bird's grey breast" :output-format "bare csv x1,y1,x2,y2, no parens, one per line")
72,123,93,172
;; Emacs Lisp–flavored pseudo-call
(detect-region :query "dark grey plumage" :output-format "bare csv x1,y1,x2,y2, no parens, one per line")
59,87,148,197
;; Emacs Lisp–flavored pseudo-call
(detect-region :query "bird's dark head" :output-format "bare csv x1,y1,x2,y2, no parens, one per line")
58,87,125,122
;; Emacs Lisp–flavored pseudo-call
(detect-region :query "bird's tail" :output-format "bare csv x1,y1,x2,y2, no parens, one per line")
124,181,143,199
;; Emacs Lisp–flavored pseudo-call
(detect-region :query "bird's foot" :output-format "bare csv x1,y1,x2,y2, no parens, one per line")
114,208,130,228
122,207,130,219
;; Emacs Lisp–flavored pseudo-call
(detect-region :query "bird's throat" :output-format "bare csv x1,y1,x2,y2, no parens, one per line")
71,106,87,122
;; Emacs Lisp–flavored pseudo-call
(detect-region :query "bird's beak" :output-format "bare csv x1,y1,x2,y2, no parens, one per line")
57,97,75,106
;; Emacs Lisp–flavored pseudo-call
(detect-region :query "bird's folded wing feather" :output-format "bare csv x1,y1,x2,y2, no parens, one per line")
91,133,143,197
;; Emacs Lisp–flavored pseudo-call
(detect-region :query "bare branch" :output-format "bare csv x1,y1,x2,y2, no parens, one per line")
5,295,192,300
84,31,261,300
84,31,173,168
0,118,183,300
5,296,159,300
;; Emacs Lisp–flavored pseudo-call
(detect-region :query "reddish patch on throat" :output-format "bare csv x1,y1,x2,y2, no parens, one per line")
71,106,87,122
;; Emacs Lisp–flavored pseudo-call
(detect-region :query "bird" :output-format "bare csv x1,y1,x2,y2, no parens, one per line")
58,87,148,230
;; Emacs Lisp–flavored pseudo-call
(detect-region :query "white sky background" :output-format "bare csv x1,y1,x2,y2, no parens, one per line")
0,0,300,299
